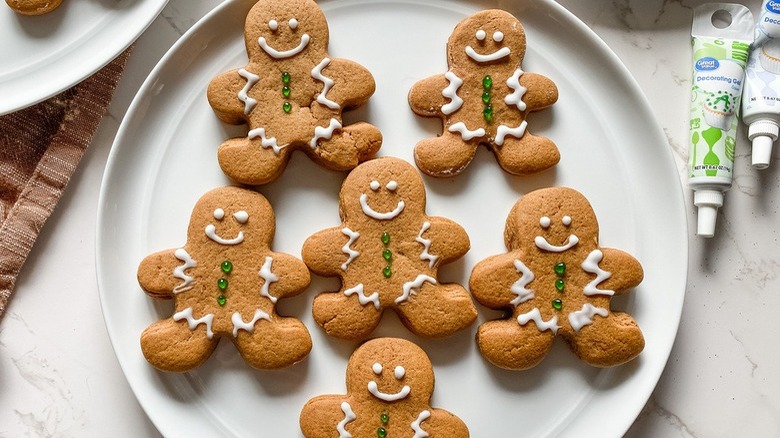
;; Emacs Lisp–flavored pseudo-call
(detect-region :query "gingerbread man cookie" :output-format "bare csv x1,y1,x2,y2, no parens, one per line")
408,9,559,177
300,338,469,438
470,187,644,370
302,157,477,339
207,0,382,185
6,0,62,15
137,186,311,372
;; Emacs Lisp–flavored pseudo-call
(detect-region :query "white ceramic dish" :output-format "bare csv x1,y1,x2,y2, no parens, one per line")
96,0,688,436
0,0,168,115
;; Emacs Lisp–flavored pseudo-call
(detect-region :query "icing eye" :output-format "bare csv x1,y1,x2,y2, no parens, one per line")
386,181,398,191
269,19,278,31
476,29,486,40
289,18,298,29
493,31,504,42
372,362,383,375
234,211,249,224
562,216,572,226
394,366,405,379
370,180,380,191
540,216,551,228
214,208,225,220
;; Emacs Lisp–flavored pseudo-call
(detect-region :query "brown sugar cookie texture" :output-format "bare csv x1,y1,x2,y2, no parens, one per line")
408,9,559,177
207,0,382,185
300,337,469,438
302,157,477,339
137,186,311,372
6,0,62,15
470,187,644,370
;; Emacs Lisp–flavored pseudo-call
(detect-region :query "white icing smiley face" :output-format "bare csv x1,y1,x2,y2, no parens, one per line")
466,27,511,63
535,215,579,252
360,180,405,220
258,16,310,59
205,208,249,245
368,362,410,402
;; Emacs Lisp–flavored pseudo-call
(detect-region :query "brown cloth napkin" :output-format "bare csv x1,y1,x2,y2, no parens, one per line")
0,48,131,320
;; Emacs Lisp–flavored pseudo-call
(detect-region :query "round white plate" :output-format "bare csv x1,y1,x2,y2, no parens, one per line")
97,0,687,436
0,0,168,115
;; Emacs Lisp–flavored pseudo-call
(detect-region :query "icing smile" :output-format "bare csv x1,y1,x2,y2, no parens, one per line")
534,234,579,252
367,381,410,401
465,45,511,63
359,194,405,220
205,224,245,245
258,34,310,59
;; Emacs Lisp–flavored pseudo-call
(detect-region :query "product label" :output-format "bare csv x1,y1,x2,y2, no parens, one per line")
689,38,749,178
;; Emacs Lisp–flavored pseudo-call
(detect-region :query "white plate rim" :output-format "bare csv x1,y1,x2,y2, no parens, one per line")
96,0,689,436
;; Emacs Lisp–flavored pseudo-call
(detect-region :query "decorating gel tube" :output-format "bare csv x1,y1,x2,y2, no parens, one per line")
742,0,780,169
689,4,753,238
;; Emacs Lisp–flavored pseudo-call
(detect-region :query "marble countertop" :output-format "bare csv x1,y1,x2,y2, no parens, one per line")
1,0,776,436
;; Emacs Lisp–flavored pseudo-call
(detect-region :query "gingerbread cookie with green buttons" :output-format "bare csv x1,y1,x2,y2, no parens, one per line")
207,0,382,185
300,338,469,438
137,186,311,372
302,157,477,339
470,187,644,370
408,9,559,177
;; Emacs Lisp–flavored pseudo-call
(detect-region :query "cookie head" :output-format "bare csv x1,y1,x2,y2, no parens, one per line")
447,9,526,68
245,0,328,62
186,187,275,250
507,187,599,251
341,158,426,223
346,338,434,404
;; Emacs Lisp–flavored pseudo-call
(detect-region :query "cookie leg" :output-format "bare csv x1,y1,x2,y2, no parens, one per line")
217,136,292,185
310,122,382,171
476,319,555,370
395,283,477,337
312,291,383,339
233,317,312,369
566,312,644,367
491,133,559,175
140,318,218,372
414,131,478,177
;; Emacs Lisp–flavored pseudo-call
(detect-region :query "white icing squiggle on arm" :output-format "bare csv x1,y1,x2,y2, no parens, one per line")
448,122,485,140
231,309,271,337
411,410,431,438
441,71,463,115
517,307,559,334
237,68,260,114
172,248,197,294
341,227,360,271
415,222,439,268
510,259,534,306
310,118,342,148
311,58,340,109
248,127,286,155
173,308,215,339
395,274,436,304
568,303,608,332
504,68,527,111
344,284,380,309
258,256,280,303
581,249,615,296
337,401,356,438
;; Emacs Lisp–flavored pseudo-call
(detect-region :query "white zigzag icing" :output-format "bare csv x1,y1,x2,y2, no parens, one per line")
341,227,360,271
237,68,260,114
415,222,439,268
510,259,534,306
581,249,614,296
231,309,271,337
258,256,279,303
395,274,437,304
172,248,197,294
173,307,215,339
441,71,463,115
568,303,608,332
344,284,380,309
311,57,340,110
517,307,559,334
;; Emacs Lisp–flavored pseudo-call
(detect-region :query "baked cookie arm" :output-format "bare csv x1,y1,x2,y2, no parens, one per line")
423,408,470,437
408,74,449,117
302,226,351,277
469,252,529,309
519,72,559,111
424,216,470,263
299,395,350,438
137,249,182,299
207,69,249,125
322,58,376,109
266,252,312,299
596,248,644,295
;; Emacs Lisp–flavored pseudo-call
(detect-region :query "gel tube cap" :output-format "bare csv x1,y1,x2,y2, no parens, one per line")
694,189,724,238
748,120,779,169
